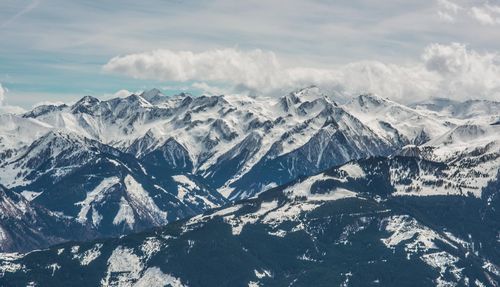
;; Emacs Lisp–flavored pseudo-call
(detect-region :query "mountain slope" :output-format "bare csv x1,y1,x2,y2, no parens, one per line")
0,87,397,203
0,130,226,252
1,156,498,286
0,185,96,253
411,98,500,123
343,94,452,146
1,87,498,254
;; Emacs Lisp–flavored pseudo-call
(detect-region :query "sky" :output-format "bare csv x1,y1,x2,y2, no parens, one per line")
1,0,500,111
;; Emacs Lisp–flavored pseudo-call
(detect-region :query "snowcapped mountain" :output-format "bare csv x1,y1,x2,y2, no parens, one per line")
408,123,500,198
0,114,53,163
2,156,498,286
411,98,500,123
7,87,396,198
0,130,226,252
344,94,453,146
0,86,498,255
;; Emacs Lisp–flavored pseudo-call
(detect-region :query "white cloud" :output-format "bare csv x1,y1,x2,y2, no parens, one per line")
103,48,435,102
422,43,500,99
162,85,191,92
113,89,133,98
470,5,500,25
103,49,284,90
0,83,5,104
191,82,228,96
100,89,138,100
437,0,462,22
32,101,66,108
0,105,26,114
436,0,500,25
423,43,468,74
103,44,500,103
3,0,500,109
0,83,26,114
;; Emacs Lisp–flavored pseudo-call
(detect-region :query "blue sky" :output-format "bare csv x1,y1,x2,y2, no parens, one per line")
1,0,500,110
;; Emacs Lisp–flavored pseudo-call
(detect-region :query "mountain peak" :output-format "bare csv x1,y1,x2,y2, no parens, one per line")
24,103,68,118
140,88,163,102
279,86,338,113
74,95,100,106
292,85,327,100
355,93,392,108
36,129,86,145
71,95,100,114
125,94,153,107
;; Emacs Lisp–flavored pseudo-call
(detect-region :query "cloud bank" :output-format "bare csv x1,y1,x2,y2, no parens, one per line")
103,43,500,103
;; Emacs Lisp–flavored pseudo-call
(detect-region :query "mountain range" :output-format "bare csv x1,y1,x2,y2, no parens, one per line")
0,87,498,286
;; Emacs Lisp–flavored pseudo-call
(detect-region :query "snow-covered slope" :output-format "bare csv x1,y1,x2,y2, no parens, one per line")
412,98,500,123
0,130,227,251
2,156,498,286
344,94,452,145
10,87,395,200
1,86,498,254
0,114,52,164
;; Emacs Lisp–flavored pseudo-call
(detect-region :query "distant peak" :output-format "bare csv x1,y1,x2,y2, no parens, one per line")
358,93,383,103
355,93,398,108
75,95,100,105
176,92,192,98
291,85,324,99
71,95,100,114
125,94,153,107
24,103,67,118
36,130,84,145
293,85,318,94
147,88,161,94
140,88,163,101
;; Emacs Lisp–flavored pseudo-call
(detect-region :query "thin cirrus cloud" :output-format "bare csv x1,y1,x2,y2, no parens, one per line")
0,0,40,29
103,43,500,103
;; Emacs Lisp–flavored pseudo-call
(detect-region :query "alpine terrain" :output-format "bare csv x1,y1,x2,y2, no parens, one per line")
0,87,499,286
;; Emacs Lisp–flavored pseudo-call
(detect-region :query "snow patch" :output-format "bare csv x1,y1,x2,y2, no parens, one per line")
421,251,462,286
0,253,24,276
262,202,319,228
381,215,455,254
141,237,162,259
113,197,136,229
172,175,197,190
101,246,143,286
134,267,186,287
20,190,42,201
254,269,272,279
124,175,168,225
284,173,357,202
47,263,60,276
73,243,103,266
75,177,120,225
339,163,365,179
225,200,279,235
